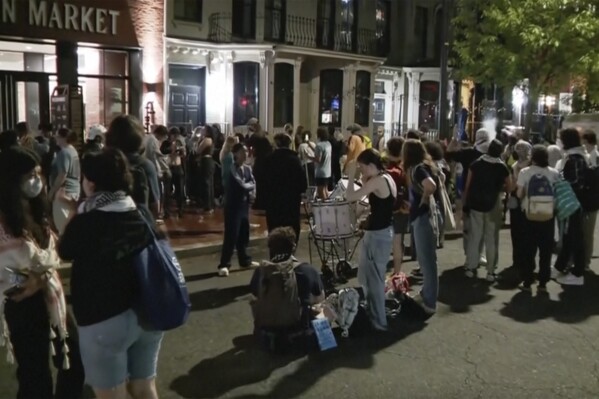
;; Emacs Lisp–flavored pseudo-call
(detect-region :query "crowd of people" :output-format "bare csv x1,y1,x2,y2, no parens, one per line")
248,123,599,345
0,112,597,397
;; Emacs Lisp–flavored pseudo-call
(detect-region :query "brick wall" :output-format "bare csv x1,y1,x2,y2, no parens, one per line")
128,0,165,125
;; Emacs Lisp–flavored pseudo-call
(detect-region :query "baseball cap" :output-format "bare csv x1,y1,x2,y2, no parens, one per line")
88,124,107,141
346,123,362,133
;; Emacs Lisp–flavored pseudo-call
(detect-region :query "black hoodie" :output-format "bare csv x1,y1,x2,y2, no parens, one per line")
263,148,307,217
58,205,153,326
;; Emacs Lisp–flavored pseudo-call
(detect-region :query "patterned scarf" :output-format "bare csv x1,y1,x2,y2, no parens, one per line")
81,191,128,213
0,227,70,369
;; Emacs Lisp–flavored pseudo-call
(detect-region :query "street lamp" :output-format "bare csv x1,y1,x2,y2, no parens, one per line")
512,86,525,127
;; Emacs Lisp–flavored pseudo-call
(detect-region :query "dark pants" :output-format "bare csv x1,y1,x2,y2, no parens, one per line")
219,204,251,268
4,292,85,399
168,165,185,214
199,156,215,211
266,212,301,244
555,210,586,277
252,158,267,211
521,219,554,286
510,208,527,269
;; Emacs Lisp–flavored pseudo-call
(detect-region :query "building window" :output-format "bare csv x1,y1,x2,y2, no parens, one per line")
415,6,428,61
374,81,385,94
273,63,294,127
319,69,343,127
66,47,129,128
232,0,257,40
339,0,358,52
265,0,286,42
167,65,206,128
376,0,391,55
317,0,335,49
174,0,203,23
233,62,260,126
355,71,371,126
419,81,438,129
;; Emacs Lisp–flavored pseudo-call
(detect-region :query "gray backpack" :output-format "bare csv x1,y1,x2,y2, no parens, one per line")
251,260,303,329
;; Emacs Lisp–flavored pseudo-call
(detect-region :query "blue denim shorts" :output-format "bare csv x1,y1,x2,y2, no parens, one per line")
78,309,164,389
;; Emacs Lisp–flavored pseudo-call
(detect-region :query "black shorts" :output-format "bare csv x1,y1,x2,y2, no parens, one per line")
315,177,331,187
393,213,410,235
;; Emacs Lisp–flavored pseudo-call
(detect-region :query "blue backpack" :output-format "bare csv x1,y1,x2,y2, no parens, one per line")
134,212,191,331
526,174,554,222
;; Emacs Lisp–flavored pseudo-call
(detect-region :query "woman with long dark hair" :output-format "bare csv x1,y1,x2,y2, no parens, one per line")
0,146,84,398
402,139,441,315
346,149,396,331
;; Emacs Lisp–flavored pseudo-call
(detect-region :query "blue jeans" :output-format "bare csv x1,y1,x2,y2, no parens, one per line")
358,227,393,330
412,214,439,310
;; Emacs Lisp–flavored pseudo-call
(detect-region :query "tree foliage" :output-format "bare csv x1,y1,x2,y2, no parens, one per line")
453,0,599,123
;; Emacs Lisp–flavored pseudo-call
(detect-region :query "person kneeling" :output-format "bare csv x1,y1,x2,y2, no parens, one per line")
250,227,324,352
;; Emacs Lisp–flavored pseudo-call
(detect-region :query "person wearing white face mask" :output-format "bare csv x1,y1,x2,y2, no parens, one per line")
0,146,85,398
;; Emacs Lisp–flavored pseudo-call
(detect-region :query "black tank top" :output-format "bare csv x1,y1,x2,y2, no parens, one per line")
365,174,394,231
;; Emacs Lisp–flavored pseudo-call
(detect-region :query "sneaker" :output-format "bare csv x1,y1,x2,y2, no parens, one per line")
218,267,230,277
551,267,566,280
241,261,260,269
465,269,476,278
519,282,532,292
479,256,488,266
412,293,436,315
485,272,496,282
410,268,423,279
556,273,584,286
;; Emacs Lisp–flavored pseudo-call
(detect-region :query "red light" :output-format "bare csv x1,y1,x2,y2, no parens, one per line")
240,97,248,106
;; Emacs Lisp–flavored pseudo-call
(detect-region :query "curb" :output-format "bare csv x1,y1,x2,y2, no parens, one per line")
57,234,269,280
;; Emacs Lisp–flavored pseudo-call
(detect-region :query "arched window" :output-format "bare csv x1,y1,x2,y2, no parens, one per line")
319,69,343,127
273,63,294,127
355,71,371,126
233,62,260,126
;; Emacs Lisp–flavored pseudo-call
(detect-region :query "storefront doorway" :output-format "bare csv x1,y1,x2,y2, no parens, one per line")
0,71,50,132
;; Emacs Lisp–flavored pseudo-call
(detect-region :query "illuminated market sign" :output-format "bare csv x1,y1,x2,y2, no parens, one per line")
0,0,138,46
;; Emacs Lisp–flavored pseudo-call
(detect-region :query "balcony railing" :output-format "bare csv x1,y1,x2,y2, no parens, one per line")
208,13,387,57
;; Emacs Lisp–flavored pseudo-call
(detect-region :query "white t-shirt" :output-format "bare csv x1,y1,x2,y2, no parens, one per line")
517,165,560,211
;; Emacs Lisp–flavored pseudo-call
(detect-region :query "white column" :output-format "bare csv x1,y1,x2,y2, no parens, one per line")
223,51,234,134
262,51,275,132
293,57,303,130
310,74,320,133
407,72,422,130
258,52,268,130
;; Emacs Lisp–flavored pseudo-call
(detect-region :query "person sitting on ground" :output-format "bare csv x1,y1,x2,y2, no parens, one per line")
250,227,324,333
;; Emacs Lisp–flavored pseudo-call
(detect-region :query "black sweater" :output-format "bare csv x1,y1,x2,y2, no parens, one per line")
58,210,152,326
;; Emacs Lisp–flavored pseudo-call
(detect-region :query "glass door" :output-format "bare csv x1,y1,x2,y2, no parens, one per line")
0,72,50,132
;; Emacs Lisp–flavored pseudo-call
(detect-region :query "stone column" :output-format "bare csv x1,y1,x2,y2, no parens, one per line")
293,57,303,131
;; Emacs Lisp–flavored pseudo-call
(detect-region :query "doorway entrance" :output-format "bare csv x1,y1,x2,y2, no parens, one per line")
0,72,50,132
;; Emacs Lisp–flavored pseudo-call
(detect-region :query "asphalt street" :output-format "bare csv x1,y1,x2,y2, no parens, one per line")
1,225,599,399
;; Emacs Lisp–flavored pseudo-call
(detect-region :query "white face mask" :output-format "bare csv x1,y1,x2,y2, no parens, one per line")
21,176,43,198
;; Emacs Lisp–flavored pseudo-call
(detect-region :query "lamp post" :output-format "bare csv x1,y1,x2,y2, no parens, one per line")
438,0,451,139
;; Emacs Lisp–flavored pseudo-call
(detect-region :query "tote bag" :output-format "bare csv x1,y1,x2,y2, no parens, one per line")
134,212,191,331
